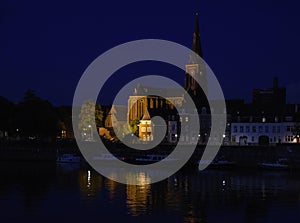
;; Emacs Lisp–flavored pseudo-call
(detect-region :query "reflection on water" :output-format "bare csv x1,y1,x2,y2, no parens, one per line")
78,169,102,198
126,180,151,216
1,162,300,222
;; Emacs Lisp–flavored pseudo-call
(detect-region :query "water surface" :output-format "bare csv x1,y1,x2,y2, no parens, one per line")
0,162,300,223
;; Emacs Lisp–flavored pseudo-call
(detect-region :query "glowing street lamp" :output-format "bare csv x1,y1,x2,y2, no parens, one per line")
88,125,92,140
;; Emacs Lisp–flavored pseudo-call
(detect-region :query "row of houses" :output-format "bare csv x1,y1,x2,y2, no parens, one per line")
103,101,300,145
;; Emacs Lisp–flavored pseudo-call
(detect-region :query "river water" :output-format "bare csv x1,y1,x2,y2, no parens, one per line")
0,162,300,223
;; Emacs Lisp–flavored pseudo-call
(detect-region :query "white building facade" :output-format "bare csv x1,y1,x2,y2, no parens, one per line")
231,121,299,145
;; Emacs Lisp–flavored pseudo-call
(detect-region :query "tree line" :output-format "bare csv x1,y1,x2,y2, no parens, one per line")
0,90,81,142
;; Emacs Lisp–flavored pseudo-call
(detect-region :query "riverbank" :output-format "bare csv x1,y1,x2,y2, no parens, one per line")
1,141,300,170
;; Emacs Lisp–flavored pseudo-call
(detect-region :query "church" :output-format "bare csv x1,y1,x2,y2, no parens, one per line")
127,14,211,143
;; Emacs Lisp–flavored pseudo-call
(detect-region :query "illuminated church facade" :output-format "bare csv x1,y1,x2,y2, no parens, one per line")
127,14,211,143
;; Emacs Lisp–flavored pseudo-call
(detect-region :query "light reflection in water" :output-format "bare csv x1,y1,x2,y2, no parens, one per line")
3,162,300,222
76,168,300,221
87,170,91,188
125,171,152,216
78,169,102,198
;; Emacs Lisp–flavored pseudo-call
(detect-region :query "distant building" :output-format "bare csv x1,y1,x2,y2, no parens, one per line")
252,77,286,114
231,118,299,145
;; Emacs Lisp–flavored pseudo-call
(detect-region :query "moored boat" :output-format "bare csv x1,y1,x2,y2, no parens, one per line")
135,154,179,164
198,159,236,169
258,158,289,170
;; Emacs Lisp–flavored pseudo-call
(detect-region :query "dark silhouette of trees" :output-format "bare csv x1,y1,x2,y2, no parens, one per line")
0,96,14,138
14,89,61,141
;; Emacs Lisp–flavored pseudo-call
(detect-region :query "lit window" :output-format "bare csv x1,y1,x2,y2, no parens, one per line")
185,117,189,122
150,99,154,108
232,136,236,142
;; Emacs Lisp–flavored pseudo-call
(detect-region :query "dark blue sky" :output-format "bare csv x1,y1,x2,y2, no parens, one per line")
1,0,300,106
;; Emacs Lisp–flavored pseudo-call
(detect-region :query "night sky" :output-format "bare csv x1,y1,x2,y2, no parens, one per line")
1,0,300,106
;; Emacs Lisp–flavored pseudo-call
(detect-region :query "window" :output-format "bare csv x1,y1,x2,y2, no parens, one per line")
246,126,250,133
277,126,280,133
240,126,244,133
272,126,276,133
259,126,263,133
232,136,236,142
185,117,189,122
265,126,269,133
233,126,238,133
141,127,146,132
150,99,154,108
286,135,293,142
171,124,176,131
252,126,256,133
252,136,254,142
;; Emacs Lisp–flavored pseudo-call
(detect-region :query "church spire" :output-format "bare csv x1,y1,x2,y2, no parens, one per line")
191,13,203,58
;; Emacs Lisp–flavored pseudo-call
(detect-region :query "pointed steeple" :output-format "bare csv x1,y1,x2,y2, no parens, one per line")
191,13,203,58
142,108,150,120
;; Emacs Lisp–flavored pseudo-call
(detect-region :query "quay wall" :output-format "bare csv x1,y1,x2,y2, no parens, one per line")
1,141,300,169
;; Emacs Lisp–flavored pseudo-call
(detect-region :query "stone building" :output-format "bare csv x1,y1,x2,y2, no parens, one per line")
127,14,209,143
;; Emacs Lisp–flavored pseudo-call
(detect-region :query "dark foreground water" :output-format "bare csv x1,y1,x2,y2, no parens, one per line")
0,162,300,223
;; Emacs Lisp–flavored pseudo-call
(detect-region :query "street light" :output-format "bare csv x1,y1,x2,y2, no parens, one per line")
88,125,92,140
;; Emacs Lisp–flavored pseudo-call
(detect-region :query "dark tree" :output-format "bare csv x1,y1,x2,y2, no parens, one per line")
0,96,14,138
14,90,61,141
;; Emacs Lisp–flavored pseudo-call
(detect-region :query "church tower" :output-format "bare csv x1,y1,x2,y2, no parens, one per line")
184,13,208,110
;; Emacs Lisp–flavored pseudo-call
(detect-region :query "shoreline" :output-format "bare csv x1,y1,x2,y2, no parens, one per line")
1,141,300,170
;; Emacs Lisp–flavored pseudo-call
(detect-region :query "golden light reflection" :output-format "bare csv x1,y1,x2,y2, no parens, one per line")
126,172,151,185
105,177,118,200
126,172,151,216
79,169,102,197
